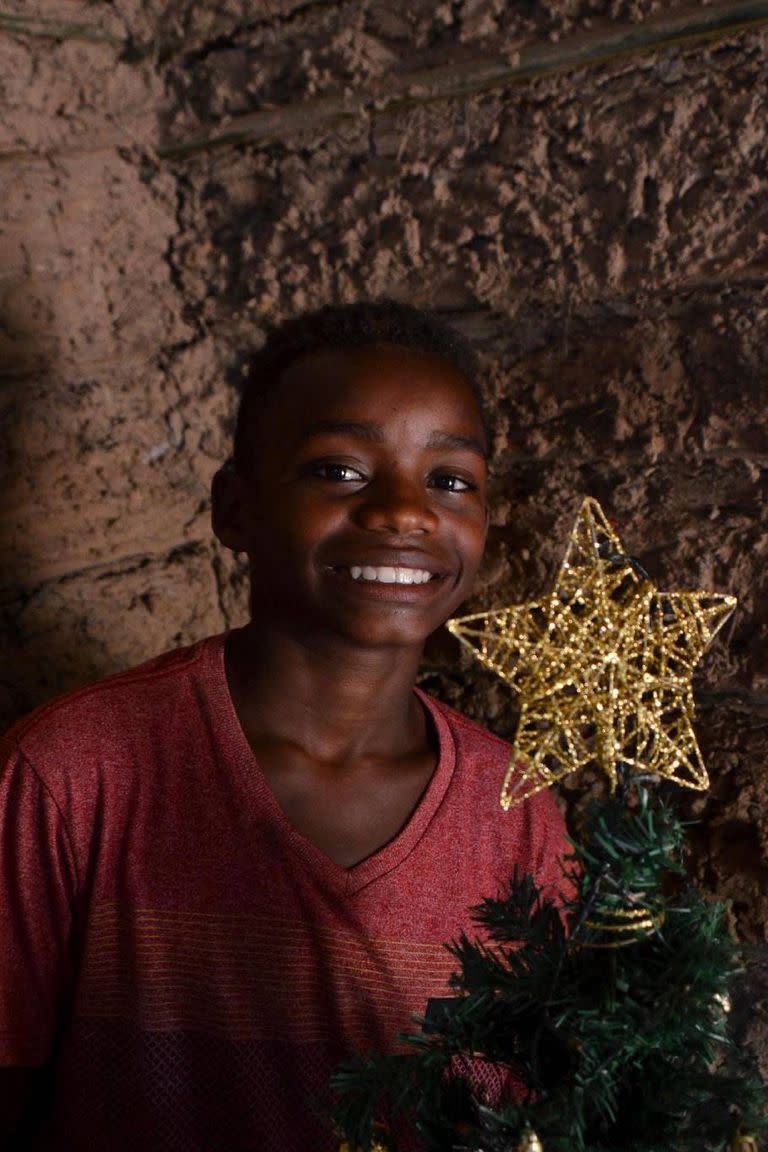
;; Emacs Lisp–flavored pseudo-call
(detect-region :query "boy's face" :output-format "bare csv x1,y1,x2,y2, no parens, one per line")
216,344,489,651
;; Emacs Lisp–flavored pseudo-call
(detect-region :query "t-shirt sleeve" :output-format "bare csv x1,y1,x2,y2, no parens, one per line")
0,743,77,1065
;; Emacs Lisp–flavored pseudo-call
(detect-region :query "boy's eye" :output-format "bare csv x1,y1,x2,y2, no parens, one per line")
429,473,477,493
312,462,366,482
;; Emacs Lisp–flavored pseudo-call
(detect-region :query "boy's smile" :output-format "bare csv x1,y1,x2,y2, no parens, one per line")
215,343,489,651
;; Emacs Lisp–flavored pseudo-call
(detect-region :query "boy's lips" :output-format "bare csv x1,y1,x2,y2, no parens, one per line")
335,562,436,583
323,551,452,599
325,565,448,600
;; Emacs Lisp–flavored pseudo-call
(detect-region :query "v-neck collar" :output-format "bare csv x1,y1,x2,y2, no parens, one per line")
202,632,456,896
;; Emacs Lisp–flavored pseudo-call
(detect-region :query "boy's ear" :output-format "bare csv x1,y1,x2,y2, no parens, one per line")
211,461,251,553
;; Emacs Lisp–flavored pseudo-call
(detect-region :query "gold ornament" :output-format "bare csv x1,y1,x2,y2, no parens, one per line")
517,1127,543,1152
731,1130,758,1152
338,1121,389,1152
714,990,732,1015
583,899,665,948
447,498,736,808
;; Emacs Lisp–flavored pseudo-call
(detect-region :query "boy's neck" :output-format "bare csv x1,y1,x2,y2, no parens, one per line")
225,623,430,766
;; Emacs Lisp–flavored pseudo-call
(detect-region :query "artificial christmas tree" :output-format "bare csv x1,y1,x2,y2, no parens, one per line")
332,500,766,1152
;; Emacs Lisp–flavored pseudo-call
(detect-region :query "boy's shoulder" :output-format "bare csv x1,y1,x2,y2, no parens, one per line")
419,686,511,756
421,689,566,832
2,634,222,767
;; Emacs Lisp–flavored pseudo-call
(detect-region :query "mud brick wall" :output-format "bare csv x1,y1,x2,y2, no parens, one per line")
1,0,767,1067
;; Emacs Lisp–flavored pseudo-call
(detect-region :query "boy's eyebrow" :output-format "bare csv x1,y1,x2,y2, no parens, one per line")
302,420,488,459
302,419,385,442
426,430,488,460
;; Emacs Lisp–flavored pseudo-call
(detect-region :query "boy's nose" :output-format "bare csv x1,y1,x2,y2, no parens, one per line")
353,478,439,535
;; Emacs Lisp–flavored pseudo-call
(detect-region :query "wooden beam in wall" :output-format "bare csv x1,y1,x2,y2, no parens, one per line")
157,0,768,158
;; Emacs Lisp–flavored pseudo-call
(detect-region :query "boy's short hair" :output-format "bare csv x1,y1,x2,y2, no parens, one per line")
233,299,488,469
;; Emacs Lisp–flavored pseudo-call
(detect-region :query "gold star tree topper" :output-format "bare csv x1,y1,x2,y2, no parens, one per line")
447,498,736,809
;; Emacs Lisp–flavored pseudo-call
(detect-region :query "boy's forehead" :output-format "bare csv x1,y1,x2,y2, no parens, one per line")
237,344,488,473
276,343,482,424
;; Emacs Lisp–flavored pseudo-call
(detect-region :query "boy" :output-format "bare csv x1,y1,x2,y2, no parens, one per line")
0,301,569,1150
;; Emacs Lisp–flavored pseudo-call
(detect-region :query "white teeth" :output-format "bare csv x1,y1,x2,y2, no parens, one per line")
345,566,434,584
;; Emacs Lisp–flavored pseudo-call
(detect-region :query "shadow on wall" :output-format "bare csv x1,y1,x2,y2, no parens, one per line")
0,306,246,732
0,326,114,731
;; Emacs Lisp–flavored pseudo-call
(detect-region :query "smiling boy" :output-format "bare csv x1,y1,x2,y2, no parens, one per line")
0,301,569,1150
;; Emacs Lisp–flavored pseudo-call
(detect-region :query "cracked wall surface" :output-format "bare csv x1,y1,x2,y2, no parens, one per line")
1,0,767,1068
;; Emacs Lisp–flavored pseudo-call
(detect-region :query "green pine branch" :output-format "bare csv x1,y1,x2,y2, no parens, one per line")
331,781,767,1152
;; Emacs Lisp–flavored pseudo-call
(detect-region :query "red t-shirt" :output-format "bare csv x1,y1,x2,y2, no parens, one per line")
0,633,570,1151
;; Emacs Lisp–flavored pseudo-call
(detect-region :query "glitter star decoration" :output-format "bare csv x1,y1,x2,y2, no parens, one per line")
447,498,736,809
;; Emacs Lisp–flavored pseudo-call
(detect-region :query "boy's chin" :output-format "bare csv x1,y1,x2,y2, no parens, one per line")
339,624,433,651
316,566,473,645
329,607,451,652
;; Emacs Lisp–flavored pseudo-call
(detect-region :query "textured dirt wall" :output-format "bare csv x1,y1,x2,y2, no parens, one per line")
0,3,232,721
1,0,767,1010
